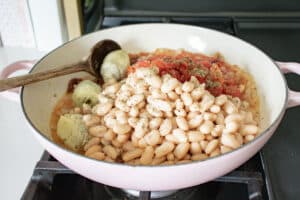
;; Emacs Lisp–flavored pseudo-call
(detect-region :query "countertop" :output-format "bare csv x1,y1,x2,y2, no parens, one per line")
0,47,45,200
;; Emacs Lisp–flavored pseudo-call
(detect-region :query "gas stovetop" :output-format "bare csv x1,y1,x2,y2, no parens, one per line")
21,1,300,199
22,152,267,200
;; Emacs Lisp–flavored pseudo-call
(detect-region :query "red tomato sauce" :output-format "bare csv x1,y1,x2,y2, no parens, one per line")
128,50,246,98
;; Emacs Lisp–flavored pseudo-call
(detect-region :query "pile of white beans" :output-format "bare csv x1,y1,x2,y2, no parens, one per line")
76,67,259,165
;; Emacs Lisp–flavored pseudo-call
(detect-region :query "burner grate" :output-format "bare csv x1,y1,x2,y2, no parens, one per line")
21,152,266,200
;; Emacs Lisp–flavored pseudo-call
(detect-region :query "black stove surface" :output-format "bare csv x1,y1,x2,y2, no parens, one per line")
22,152,266,200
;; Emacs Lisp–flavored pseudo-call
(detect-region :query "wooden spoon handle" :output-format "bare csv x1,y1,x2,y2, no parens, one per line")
0,62,89,92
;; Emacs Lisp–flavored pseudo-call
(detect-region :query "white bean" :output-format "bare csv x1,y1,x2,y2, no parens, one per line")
115,100,130,112
134,80,147,94
221,134,240,149
200,93,215,112
216,112,225,125
187,112,198,120
175,117,189,131
205,139,219,154
88,125,107,137
211,124,224,137
116,134,130,143
210,105,221,113
191,153,208,161
224,101,237,114
140,109,151,119
145,130,161,146
94,102,113,116
159,119,172,136
172,129,188,143
85,145,102,156
133,118,149,138
123,141,135,151
127,94,145,106
240,125,259,136
138,138,147,148
83,114,101,127
128,117,138,128
174,143,190,160
151,88,167,99
129,106,139,117
112,139,122,148
245,134,255,142
182,82,194,92
203,112,217,121
220,145,233,154
88,152,105,160
225,121,239,133
149,118,163,130
98,94,113,104
136,100,146,109
145,75,162,88
210,148,221,157
215,95,227,106
161,78,179,93
155,142,175,158
165,134,178,143
151,99,172,112
191,87,205,100
104,129,116,141
187,131,205,142
84,137,100,151
135,67,157,78
166,153,175,161
115,110,127,124
120,84,133,93
175,86,183,95
199,120,214,134
122,149,143,162
181,92,193,106
189,103,200,112
224,114,243,124
174,109,187,117
103,145,119,159
113,123,131,135
146,104,163,117
151,156,167,165
103,83,121,95
190,142,202,154
200,140,208,150
167,91,179,100
188,115,203,128
140,146,154,165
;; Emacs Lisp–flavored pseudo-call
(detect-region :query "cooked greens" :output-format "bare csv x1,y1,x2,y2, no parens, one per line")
100,49,130,82
57,114,88,151
72,80,101,107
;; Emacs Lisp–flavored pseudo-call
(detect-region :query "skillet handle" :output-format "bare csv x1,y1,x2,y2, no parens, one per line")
276,61,300,108
0,60,35,102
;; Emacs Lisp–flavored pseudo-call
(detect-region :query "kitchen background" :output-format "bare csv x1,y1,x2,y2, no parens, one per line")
1,0,300,200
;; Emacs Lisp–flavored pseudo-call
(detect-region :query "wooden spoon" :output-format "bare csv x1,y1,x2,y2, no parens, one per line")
0,39,121,92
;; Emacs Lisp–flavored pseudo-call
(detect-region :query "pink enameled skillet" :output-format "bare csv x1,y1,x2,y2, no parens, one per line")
1,24,300,191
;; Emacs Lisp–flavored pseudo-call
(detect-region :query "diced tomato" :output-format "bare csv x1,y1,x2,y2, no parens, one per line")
209,86,224,96
200,60,212,68
195,75,206,83
224,85,241,98
128,50,244,98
